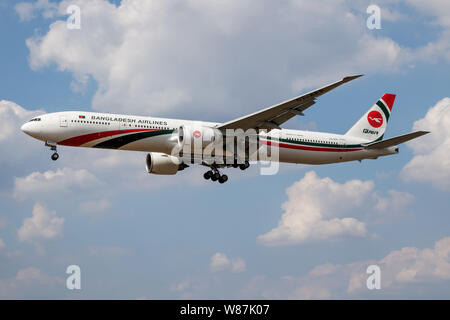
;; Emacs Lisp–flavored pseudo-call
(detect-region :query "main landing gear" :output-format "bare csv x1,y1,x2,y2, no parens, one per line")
240,160,250,170
45,141,59,161
203,160,250,184
231,160,250,170
203,169,228,184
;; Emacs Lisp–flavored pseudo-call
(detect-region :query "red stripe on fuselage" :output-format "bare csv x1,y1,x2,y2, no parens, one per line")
58,129,157,146
263,140,363,152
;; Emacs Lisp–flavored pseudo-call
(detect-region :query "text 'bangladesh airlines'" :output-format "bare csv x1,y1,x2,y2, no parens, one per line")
21,75,429,184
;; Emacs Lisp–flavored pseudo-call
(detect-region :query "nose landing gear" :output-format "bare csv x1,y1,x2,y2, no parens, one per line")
51,152,59,161
45,141,59,161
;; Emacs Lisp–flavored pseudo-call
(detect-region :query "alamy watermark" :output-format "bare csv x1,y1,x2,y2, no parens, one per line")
170,127,280,175
67,5,81,30
66,265,81,290
366,265,381,290
367,5,381,30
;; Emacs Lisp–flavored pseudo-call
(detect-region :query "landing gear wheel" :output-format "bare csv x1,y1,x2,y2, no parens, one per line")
45,141,59,162
203,171,213,180
211,172,220,181
218,174,228,184
239,161,250,170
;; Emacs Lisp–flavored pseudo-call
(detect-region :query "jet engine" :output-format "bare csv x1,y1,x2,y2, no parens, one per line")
177,125,222,149
145,152,182,175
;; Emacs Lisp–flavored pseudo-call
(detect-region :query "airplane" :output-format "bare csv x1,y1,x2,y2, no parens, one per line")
21,75,429,184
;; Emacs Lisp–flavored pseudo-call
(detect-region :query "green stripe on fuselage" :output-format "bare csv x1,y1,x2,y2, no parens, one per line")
266,136,362,149
93,130,174,149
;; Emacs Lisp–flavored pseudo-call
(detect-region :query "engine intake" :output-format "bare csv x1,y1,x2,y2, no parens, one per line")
145,152,181,175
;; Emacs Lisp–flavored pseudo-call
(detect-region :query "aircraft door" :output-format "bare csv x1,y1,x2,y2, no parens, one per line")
60,116,68,127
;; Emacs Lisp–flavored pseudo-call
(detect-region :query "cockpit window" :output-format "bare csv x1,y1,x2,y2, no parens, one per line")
28,118,41,122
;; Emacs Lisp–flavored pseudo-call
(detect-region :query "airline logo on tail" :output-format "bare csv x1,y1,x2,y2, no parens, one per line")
367,110,383,128
345,93,396,141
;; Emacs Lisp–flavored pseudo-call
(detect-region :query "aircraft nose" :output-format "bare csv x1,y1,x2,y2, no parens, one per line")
21,122,41,138
21,122,32,135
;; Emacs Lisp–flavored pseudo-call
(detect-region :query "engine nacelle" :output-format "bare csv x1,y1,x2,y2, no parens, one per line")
145,152,181,175
177,125,222,149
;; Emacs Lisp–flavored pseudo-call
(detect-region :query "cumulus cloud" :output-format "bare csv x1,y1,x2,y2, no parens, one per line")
24,0,449,120
346,236,450,294
13,167,100,200
374,190,414,213
401,98,450,190
14,0,59,21
0,100,41,142
172,236,450,299
406,0,450,28
17,203,64,243
0,267,64,299
242,236,450,299
258,171,413,246
210,252,246,273
259,172,363,246
0,101,44,163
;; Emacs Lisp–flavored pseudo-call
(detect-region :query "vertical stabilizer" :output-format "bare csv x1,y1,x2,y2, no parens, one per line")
345,93,395,141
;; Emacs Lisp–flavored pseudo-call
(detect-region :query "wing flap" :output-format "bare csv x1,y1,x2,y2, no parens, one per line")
364,131,430,149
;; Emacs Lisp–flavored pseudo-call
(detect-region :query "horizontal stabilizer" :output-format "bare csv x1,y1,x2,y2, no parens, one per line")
364,131,430,149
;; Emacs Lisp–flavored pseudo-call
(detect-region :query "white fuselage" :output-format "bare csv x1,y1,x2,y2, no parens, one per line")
21,111,397,165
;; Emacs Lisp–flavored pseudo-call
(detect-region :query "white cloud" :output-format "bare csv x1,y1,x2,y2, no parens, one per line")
15,0,58,21
17,203,64,243
13,167,100,200
244,236,450,299
210,252,246,273
347,236,450,293
0,100,45,169
374,190,414,213
0,100,42,142
210,252,230,271
0,238,5,250
406,0,450,27
258,171,370,246
14,2,35,21
289,285,332,300
231,258,247,273
401,97,450,190
0,267,64,299
258,171,414,246
25,0,448,119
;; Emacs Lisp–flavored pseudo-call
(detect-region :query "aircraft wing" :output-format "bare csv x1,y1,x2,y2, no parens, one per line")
364,131,430,149
217,75,363,131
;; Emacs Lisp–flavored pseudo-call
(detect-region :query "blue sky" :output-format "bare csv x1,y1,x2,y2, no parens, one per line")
1,0,450,299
